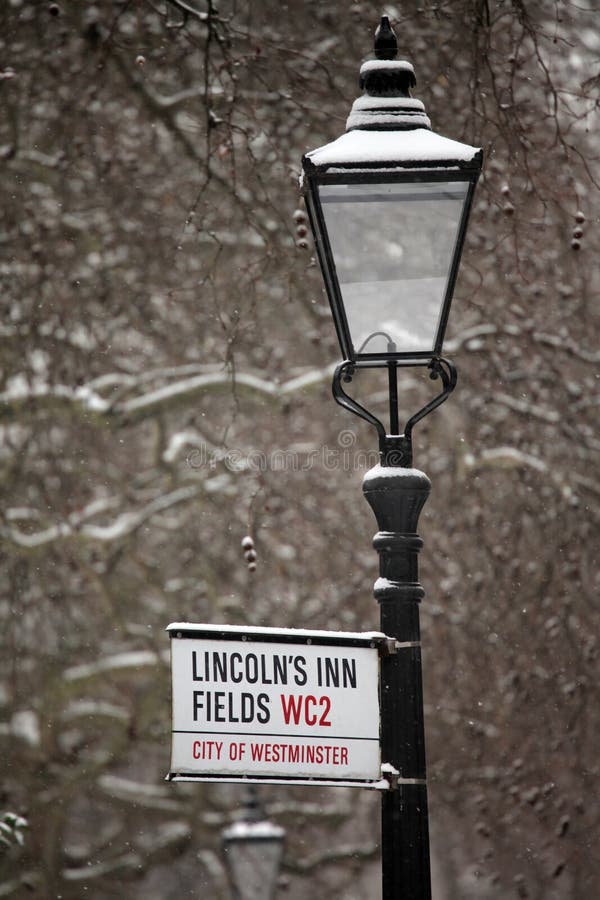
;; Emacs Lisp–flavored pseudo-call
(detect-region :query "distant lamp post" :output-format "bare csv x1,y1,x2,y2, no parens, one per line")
301,16,482,900
222,786,285,900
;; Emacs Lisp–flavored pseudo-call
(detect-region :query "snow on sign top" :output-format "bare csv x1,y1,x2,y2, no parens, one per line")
167,622,386,643
305,128,481,170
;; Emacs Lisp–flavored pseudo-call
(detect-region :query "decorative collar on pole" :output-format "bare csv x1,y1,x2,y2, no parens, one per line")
346,16,431,132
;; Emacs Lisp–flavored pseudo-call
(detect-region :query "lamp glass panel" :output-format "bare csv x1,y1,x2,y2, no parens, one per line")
318,181,469,356
225,838,284,900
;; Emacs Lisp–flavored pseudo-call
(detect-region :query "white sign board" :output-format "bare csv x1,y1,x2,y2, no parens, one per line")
167,623,383,787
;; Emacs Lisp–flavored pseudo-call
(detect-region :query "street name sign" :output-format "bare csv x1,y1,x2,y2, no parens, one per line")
167,623,385,787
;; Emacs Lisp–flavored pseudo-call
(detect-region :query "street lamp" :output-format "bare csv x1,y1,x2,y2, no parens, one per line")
222,785,285,900
302,15,482,467
301,16,482,900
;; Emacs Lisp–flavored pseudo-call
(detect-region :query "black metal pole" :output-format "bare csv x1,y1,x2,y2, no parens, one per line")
388,361,399,436
363,465,432,899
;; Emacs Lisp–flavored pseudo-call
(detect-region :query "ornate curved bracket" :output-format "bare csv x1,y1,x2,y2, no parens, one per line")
332,357,457,467
332,361,386,445
404,357,457,441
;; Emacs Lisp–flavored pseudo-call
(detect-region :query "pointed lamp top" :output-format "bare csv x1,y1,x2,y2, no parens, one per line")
374,15,398,60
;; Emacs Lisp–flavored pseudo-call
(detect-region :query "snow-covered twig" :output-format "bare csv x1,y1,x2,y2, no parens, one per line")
493,393,560,424
98,775,182,813
1,486,200,549
62,852,143,882
63,650,168,683
285,841,379,873
120,364,335,422
0,365,336,425
461,445,600,505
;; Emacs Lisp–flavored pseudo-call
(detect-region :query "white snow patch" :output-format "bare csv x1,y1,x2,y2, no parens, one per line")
223,820,285,841
74,385,109,412
9,710,40,747
347,113,432,130
363,464,430,483
163,429,206,464
360,59,415,75
352,96,425,111
373,577,402,593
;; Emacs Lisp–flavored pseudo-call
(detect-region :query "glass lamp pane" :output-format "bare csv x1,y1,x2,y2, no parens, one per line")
318,181,469,356
223,821,285,900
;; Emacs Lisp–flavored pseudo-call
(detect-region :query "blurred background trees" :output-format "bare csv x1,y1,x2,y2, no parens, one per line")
1,1,598,897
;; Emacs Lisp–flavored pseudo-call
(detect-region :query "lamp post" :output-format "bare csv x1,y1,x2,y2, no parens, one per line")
301,17,482,900
222,785,286,900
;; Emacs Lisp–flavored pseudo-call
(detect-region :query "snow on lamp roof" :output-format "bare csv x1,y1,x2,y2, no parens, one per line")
222,819,286,841
360,58,415,75
302,15,482,174
305,128,481,170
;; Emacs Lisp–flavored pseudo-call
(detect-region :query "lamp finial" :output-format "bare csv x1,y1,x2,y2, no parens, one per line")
374,15,398,60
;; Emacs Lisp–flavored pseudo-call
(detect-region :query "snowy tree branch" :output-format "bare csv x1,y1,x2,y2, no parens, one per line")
1,486,201,550
0,365,336,425
285,841,379,873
